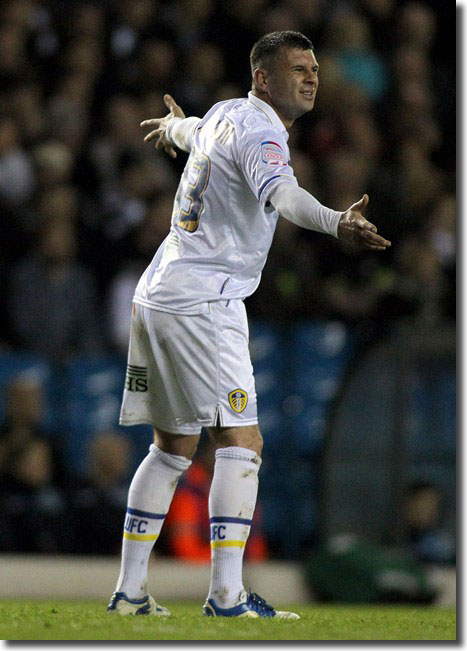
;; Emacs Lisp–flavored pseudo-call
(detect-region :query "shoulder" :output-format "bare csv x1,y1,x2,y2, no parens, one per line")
228,102,286,148
237,120,288,161
229,100,277,136
198,98,242,127
202,98,279,138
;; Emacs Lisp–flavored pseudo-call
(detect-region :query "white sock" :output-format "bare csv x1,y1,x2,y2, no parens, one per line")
115,444,191,599
207,446,261,608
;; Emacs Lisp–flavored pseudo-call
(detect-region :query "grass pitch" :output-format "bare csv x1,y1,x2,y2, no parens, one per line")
0,600,456,641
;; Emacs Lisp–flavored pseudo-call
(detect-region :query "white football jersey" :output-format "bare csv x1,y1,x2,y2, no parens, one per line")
134,92,298,314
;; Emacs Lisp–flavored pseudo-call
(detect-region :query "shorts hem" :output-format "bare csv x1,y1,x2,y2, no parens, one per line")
217,417,259,428
119,418,202,435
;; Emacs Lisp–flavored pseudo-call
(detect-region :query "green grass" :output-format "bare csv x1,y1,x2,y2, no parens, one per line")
0,600,456,641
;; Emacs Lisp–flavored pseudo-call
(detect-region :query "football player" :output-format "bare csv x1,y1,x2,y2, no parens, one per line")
108,31,390,619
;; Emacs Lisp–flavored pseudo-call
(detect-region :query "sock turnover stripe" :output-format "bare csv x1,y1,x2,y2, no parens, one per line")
123,532,159,541
210,540,246,548
127,507,166,519
209,516,252,525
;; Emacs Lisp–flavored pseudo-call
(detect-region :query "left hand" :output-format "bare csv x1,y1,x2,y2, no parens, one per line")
337,194,391,251
140,94,185,159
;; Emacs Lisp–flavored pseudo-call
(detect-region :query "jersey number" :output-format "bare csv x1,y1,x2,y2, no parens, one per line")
176,151,211,233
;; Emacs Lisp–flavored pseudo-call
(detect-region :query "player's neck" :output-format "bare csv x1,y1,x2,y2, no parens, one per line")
250,90,294,130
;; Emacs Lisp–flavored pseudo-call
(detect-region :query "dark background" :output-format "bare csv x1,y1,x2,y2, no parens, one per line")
0,0,456,565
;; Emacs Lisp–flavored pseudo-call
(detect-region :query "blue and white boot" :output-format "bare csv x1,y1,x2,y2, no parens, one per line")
107,591,170,616
203,591,299,619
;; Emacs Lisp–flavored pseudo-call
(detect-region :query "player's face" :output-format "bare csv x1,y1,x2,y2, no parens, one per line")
267,48,319,126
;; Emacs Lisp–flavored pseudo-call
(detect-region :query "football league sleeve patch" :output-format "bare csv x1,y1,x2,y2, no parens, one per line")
260,141,288,167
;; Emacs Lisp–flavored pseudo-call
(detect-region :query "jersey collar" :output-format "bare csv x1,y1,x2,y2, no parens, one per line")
247,91,288,135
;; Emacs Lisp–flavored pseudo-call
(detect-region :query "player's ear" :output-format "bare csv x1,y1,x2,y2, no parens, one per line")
253,68,268,92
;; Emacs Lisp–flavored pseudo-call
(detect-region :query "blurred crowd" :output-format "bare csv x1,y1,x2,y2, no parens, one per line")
0,0,455,361
0,370,270,558
0,0,455,560
0,371,131,553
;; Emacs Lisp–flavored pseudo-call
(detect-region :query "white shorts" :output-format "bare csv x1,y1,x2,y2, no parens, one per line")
119,300,258,435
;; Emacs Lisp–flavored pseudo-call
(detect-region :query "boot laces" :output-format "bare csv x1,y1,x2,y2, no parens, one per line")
247,592,275,615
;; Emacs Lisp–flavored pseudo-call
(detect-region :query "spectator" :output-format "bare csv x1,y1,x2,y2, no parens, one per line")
322,10,389,101
8,209,103,361
247,217,329,322
396,2,437,52
177,42,227,116
0,436,68,553
322,148,373,210
404,481,455,564
262,4,301,35
33,140,75,191
426,193,455,320
108,0,168,63
386,229,449,326
206,0,266,87
46,74,93,153
165,0,215,50
0,372,48,469
135,39,178,94
0,369,68,481
66,2,106,40
7,79,46,146
107,191,174,355
0,19,34,85
67,430,132,555
0,113,35,209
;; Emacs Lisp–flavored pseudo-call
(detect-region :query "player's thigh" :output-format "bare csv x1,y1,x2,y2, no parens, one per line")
154,302,258,429
145,305,220,425
120,304,203,434
133,301,257,432
207,424,263,456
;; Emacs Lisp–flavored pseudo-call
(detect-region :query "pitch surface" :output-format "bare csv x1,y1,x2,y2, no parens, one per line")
0,600,456,641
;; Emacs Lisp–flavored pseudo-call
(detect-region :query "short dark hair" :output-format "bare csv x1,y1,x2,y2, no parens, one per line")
250,31,314,73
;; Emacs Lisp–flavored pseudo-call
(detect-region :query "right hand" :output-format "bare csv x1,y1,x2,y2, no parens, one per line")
140,94,185,159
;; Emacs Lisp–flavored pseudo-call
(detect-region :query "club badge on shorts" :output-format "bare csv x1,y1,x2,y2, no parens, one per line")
228,389,248,413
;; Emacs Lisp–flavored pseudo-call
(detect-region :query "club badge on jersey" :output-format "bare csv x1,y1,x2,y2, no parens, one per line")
228,389,248,413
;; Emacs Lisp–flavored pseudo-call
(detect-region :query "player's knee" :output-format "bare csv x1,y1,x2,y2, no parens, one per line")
248,426,263,455
153,428,200,460
208,425,263,456
255,430,264,456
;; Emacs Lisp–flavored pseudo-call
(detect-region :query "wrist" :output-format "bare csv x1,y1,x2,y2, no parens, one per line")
166,116,183,144
336,212,346,239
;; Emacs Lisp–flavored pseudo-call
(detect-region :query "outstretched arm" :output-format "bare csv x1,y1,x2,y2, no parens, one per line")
140,94,200,157
270,184,390,251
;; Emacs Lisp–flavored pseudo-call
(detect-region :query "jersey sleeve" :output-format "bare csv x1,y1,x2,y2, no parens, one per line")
237,127,298,207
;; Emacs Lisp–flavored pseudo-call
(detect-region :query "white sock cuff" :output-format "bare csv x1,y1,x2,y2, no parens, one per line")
215,446,261,467
149,444,192,472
